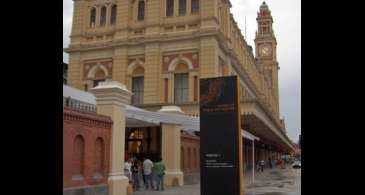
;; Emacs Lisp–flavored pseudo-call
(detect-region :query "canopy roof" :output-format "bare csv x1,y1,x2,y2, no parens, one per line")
63,84,259,140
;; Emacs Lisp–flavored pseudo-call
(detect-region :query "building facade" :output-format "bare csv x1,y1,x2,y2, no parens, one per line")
65,0,294,182
63,106,112,194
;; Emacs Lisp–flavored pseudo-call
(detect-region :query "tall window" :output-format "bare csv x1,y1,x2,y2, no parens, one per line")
90,7,96,28
93,69,106,87
132,76,144,104
191,0,199,14
138,1,145,21
179,0,186,16
100,6,107,26
166,0,174,16
164,78,169,102
110,5,117,25
72,135,85,177
94,138,105,175
174,73,189,103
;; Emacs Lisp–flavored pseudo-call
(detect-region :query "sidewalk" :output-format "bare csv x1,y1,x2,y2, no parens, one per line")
244,165,289,187
132,165,300,195
244,166,301,195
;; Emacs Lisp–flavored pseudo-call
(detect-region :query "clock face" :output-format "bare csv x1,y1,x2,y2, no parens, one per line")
260,45,271,57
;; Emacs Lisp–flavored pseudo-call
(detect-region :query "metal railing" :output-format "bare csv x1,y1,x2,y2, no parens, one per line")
63,97,97,113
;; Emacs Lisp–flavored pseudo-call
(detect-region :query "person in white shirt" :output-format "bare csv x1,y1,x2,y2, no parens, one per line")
124,159,132,181
143,158,154,190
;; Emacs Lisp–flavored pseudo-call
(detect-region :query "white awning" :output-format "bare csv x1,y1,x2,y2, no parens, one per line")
241,129,260,141
63,84,259,136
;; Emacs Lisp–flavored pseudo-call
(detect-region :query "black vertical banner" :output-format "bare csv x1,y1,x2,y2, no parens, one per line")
200,76,243,195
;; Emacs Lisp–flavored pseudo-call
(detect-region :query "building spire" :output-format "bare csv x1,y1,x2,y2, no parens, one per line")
260,1,269,10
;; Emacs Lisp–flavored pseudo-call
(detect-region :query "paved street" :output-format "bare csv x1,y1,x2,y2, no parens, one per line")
245,167,301,195
133,167,301,195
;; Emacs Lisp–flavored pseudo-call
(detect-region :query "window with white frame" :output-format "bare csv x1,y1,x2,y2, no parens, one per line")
174,73,189,103
132,76,144,105
179,0,187,16
166,0,174,16
100,6,107,26
110,5,117,25
191,0,200,14
90,7,96,28
138,1,145,21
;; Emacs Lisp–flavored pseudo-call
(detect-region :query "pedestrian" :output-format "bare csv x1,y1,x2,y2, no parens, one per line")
154,157,166,191
141,161,146,186
124,158,132,181
259,160,265,172
131,159,140,191
269,157,272,169
273,158,277,169
143,157,154,190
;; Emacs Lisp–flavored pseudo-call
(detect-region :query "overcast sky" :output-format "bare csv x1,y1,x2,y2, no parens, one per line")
63,0,301,143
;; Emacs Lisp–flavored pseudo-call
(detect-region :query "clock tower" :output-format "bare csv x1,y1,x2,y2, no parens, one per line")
255,1,280,116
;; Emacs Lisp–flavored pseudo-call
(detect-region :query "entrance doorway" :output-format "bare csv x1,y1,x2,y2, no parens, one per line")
125,126,162,162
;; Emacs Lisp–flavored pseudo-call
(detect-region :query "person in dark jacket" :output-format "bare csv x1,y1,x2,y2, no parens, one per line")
131,159,140,191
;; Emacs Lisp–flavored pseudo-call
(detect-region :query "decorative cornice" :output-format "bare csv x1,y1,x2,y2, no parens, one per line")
63,107,113,128
90,81,132,106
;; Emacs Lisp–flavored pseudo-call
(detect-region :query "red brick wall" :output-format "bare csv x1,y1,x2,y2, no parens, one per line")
181,132,200,173
63,107,112,189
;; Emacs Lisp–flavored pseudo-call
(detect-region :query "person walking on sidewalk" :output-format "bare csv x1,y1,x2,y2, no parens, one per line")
259,160,265,172
124,158,132,181
154,157,166,191
143,158,154,190
131,159,140,191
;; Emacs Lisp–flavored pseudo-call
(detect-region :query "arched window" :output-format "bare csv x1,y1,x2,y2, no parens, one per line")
100,6,107,26
138,1,145,21
72,135,85,177
191,0,200,14
90,7,96,28
132,66,145,105
166,0,174,16
179,0,186,16
94,137,105,175
174,63,189,103
93,69,106,87
110,5,117,25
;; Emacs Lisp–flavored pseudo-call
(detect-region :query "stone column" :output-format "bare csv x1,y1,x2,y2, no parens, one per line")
161,123,184,186
115,0,131,39
144,43,161,103
67,52,83,90
112,47,128,84
200,37,219,78
69,0,86,45
200,0,219,29
90,81,132,195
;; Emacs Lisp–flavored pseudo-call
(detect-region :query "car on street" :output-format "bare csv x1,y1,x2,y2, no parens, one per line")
292,160,301,169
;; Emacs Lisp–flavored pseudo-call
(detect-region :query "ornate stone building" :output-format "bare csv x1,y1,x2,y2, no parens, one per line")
65,0,294,176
